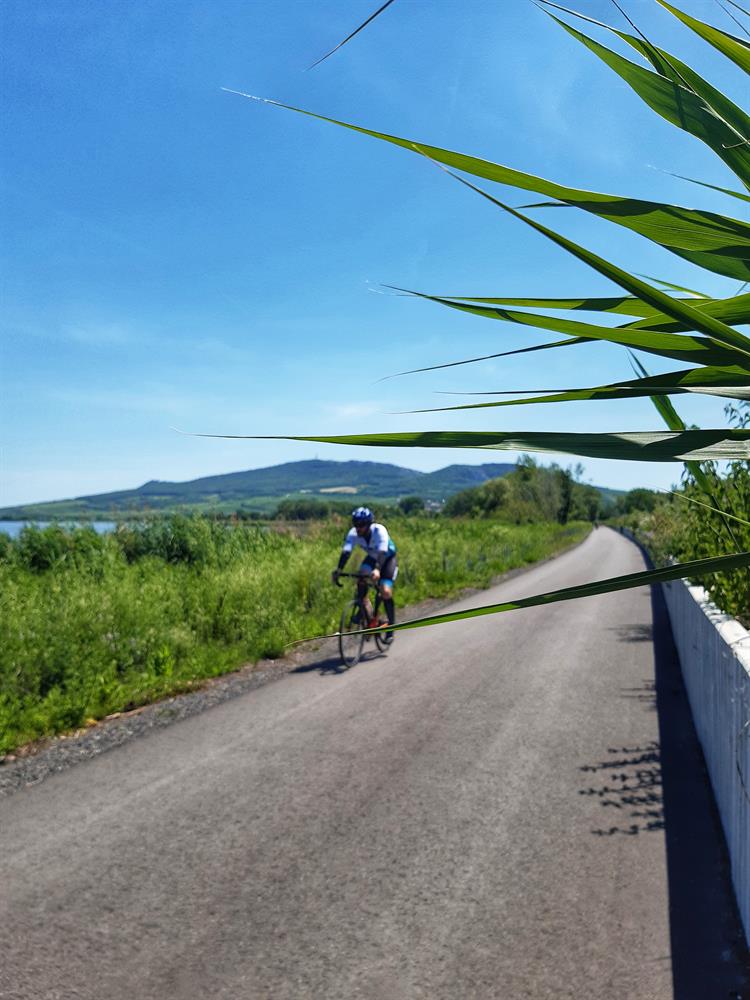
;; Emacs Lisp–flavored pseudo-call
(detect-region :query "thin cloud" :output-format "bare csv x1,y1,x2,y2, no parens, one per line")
65,324,136,347
326,401,383,420
49,385,207,417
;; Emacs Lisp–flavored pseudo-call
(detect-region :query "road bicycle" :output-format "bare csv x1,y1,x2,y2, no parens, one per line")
334,572,395,669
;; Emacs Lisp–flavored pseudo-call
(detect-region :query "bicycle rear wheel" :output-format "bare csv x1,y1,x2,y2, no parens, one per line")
339,600,365,668
377,627,395,649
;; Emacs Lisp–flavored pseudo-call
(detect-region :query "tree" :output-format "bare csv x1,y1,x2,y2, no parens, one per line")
618,489,661,515
556,469,573,526
398,495,425,516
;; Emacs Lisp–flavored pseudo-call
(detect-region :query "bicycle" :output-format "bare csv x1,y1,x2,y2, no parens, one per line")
334,572,395,669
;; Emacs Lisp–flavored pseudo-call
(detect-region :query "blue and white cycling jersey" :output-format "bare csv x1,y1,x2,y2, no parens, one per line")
342,523,396,566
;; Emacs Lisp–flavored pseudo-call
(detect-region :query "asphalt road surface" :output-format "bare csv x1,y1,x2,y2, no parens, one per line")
2,528,748,999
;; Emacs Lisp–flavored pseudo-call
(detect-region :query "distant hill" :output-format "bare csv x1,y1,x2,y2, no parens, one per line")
1,459,524,519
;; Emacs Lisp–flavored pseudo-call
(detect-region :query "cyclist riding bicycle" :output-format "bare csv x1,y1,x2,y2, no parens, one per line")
332,507,397,635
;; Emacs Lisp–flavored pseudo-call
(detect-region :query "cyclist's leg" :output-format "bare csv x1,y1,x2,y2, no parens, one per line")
380,555,397,637
358,557,376,621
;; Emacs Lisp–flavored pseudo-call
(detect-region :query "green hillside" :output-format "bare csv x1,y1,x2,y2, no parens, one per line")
1,460,519,520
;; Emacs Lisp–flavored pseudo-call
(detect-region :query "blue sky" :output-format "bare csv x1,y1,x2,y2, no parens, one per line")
2,0,747,505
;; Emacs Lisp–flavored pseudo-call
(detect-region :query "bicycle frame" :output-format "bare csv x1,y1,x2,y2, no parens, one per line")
334,572,394,667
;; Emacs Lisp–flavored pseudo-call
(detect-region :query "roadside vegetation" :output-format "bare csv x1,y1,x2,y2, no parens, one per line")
0,506,588,753
442,457,602,524
612,404,750,627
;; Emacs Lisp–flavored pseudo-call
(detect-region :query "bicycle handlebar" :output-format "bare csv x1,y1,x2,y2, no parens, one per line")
333,571,382,590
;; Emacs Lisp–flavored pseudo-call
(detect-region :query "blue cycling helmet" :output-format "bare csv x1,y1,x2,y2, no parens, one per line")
351,506,374,526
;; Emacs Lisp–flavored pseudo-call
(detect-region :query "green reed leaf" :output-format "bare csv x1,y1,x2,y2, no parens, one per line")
631,353,741,547
192,429,750,463
666,173,750,204
225,91,750,281
417,159,750,358
545,10,750,187
396,290,746,368
541,0,750,174
299,550,750,641
308,0,396,69
405,365,750,413
420,292,684,319
658,0,750,74
380,337,589,382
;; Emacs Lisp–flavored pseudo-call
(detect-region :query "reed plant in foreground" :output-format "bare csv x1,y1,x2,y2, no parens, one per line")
217,0,750,628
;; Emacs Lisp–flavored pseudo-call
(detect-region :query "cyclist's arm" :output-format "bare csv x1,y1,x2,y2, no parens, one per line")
371,525,391,567
335,528,357,573
332,548,349,585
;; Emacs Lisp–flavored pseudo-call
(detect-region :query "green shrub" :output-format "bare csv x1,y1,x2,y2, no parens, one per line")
398,495,426,515
275,498,348,520
0,532,13,563
443,459,602,524
14,524,110,573
616,417,749,627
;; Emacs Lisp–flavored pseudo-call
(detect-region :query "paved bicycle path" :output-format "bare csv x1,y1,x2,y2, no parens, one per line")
1,528,747,999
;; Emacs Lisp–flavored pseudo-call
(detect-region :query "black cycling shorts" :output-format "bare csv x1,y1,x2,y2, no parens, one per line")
360,553,398,586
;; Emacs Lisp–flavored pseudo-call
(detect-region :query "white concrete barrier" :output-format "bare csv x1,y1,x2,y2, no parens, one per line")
661,576,750,942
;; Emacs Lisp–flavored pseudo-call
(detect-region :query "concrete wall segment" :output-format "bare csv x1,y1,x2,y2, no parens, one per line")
661,576,750,943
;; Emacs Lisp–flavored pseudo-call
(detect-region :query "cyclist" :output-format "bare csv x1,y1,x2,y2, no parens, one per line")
332,506,397,635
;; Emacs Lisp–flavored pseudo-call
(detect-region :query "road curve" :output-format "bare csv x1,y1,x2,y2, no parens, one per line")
1,528,747,999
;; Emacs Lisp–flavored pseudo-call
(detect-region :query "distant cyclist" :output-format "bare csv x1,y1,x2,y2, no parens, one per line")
332,507,397,635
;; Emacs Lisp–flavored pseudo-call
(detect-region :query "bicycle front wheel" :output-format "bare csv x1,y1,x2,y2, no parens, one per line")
339,600,365,668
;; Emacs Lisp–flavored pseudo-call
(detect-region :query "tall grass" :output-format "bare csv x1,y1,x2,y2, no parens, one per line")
0,516,587,752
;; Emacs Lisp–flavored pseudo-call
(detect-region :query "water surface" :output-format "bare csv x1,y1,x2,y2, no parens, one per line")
0,521,117,540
